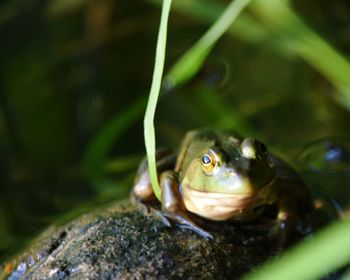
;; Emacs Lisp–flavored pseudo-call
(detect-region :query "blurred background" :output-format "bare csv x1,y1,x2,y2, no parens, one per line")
0,0,350,261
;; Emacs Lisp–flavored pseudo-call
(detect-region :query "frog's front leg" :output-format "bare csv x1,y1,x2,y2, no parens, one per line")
160,171,213,239
243,204,295,246
132,149,175,226
132,148,175,202
244,178,301,245
273,191,297,244
269,178,312,243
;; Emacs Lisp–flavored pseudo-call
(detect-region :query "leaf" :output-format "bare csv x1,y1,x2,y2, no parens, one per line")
144,0,172,201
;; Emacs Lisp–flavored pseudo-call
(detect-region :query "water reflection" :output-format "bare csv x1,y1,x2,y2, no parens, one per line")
299,138,350,209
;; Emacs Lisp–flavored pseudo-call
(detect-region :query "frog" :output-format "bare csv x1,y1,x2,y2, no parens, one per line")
132,130,312,240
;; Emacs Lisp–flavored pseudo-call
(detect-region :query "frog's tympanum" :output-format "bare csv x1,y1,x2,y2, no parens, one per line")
132,130,311,240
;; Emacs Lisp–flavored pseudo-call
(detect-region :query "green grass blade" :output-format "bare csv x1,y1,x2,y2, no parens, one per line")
147,0,270,44
144,0,172,201
251,0,350,111
242,218,350,280
148,0,350,111
164,0,251,89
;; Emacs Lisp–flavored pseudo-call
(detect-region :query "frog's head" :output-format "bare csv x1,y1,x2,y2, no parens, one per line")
179,130,277,221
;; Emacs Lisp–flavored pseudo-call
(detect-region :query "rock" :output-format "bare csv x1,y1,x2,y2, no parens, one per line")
0,200,336,280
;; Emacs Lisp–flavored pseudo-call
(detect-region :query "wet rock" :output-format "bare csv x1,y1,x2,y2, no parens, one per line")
0,200,336,280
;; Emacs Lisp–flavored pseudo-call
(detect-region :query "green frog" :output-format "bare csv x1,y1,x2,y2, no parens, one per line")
132,130,311,240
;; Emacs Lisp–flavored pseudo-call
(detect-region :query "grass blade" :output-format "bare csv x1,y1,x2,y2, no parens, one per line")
144,0,172,201
164,0,251,89
242,218,350,280
251,0,350,111
149,0,350,111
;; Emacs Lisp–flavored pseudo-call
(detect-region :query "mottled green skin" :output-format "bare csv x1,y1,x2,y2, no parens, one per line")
133,130,313,239
176,130,275,194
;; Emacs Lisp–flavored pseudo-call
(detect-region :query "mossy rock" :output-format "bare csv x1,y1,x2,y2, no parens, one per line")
0,199,336,280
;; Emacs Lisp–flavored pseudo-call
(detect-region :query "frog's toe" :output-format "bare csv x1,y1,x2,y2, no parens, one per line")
169,213,213,239
152,209,172,227
135,203,172,227
178,222,213,239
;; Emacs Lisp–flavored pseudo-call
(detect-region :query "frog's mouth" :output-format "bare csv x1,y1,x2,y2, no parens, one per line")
182,179,277,221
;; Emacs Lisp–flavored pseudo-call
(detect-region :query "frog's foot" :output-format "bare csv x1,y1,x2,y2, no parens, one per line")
164,212,213,239
150,208,172,227
133,199,171,227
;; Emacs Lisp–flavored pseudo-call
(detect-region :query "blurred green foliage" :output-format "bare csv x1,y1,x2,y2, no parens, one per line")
152,0,350,110
164,0,251,88
0,1,350,277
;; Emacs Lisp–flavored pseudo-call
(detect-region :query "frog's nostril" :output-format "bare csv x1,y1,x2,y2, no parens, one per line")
227,169,238,179
257,142,268,156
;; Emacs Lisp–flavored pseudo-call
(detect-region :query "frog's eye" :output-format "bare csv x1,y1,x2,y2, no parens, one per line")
201,152,217,173
201,154,212,166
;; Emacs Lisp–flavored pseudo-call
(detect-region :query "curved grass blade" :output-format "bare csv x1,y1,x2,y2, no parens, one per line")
147,0,270,45
149,0,350,111
251,0,350,111
144,0,172,201
242,218,350,280
164,0,251,89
